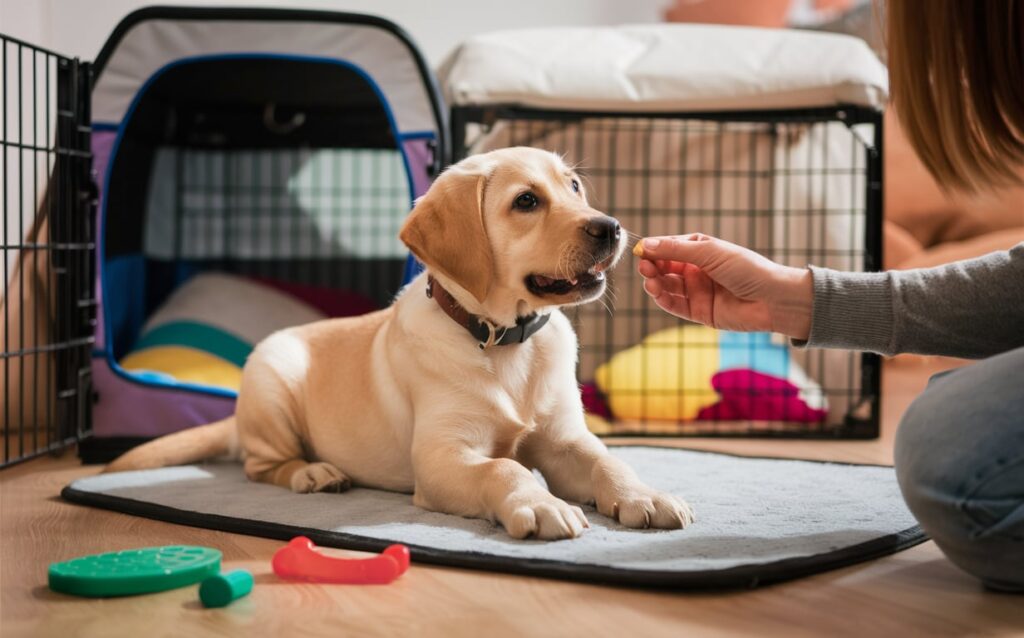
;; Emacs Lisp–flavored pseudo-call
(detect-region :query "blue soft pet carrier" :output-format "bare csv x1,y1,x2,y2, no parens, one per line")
84,8,445,459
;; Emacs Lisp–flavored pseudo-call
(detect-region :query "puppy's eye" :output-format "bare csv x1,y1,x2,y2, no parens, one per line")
513,192,539,211
571,179,580,193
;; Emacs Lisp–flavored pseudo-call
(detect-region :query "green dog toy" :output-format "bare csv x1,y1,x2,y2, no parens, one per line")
199,570,254,608
48,546,222,597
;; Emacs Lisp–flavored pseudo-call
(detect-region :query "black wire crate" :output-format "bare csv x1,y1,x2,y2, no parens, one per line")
1,34,95,468
453,105,882,438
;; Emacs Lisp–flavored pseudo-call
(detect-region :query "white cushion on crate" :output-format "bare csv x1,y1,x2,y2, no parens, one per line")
441,24,887,112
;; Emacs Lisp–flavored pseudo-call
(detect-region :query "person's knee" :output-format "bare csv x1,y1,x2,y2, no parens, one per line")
893,369,966,514
894,354,1024,591
895,351,1024,495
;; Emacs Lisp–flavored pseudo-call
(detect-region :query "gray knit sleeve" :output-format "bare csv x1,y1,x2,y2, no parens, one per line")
799,243,1024,358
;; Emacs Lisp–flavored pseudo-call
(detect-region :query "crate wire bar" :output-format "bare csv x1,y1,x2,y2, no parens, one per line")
1,34,95,467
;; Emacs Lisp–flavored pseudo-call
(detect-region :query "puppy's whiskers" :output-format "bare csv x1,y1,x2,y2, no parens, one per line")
602,287,618,312
555,240,580,281
625,230,644,249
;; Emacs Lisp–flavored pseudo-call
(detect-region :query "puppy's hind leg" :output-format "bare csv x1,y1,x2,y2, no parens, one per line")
247,458,352,494
238,333,351,495
237,394,351,494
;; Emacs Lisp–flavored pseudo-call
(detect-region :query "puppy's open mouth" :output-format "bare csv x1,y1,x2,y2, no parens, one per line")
526,261,609,297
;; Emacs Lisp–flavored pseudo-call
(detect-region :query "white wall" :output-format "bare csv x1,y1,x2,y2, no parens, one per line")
1,0,668,66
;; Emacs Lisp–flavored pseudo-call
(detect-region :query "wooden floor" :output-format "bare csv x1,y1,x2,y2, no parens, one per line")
2,356,1022,637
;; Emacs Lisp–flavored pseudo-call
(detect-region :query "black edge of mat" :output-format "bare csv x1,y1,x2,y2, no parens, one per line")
60,446,929,591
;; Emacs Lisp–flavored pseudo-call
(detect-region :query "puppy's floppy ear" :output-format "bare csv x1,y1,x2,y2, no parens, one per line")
400,164,494,303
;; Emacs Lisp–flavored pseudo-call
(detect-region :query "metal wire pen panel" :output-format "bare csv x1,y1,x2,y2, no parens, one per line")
1,34,95,468
454,106,881,438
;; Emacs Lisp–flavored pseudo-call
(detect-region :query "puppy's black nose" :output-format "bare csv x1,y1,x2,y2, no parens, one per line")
583,217,622,243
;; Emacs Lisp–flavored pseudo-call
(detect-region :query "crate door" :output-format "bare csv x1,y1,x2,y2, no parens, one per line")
1,33,95,468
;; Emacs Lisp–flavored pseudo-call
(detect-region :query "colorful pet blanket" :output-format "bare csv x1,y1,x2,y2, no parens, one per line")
593,325,827,423
119,273,376,391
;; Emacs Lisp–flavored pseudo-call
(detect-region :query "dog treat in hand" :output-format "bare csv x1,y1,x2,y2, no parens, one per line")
632,242,645,257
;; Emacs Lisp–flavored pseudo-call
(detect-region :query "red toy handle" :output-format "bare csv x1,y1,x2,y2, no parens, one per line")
272,537,410,585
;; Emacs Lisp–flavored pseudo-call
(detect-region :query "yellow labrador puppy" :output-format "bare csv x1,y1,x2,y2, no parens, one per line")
107,147,694,539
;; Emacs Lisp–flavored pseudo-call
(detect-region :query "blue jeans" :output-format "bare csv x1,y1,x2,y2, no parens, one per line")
894,346,1024,592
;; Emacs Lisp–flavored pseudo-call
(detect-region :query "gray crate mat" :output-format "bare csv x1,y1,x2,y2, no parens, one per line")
63,446,925,589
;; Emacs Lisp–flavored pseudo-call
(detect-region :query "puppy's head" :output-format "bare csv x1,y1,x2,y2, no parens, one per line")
400,147,626,316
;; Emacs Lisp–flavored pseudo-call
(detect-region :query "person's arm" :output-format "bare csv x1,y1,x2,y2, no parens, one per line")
803,243,1024,358
636,235,1024,359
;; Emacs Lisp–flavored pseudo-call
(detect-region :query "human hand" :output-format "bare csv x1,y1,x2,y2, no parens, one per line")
634,234,813,340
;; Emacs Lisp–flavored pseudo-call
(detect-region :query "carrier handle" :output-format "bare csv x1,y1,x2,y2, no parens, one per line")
262,103,306,135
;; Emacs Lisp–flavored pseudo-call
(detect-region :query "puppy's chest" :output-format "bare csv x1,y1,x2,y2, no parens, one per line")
479,344,563,446
492,358,554,417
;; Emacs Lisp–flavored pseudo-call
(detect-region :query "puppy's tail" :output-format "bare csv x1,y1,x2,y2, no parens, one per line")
103,416,239,473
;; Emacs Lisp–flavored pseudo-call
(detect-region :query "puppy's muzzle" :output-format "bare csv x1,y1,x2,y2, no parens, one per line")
583,216,622,260
525,215,624,299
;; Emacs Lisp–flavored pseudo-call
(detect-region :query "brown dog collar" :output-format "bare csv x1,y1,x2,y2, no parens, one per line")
426,276,550,349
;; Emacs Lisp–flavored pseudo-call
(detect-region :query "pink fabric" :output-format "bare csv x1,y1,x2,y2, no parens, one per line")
91,130,118,351
249,277,379,318
403,137,435,198
581,382,613,418
697,369,828,423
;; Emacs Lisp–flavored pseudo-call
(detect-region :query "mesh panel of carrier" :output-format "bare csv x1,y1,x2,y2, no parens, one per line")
1,35,95,467
148,146,410,308
455,106,882,438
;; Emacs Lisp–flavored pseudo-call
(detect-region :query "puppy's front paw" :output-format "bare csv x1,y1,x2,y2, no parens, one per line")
598,488,695,530
501,492,590,540
290,462,351,494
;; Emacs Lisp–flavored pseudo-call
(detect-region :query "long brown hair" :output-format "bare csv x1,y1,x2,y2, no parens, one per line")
886,0,1024,192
